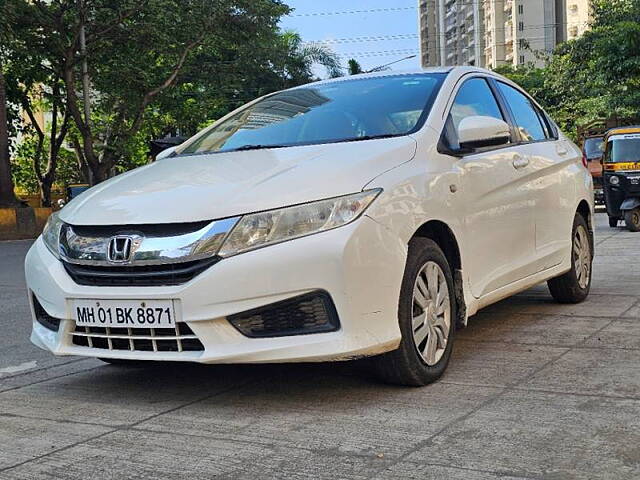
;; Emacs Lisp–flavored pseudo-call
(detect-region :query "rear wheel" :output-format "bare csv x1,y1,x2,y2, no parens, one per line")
609,216,619,228
547,213,592,303
624,208,640,232
374,238,456,387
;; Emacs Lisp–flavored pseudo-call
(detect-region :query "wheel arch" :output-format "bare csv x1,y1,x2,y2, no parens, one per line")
577,199,592,231
411,220,467,328
576,199,594,251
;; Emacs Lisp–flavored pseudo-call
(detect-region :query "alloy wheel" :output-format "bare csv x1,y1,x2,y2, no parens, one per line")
573,224,591,289
411,261,451,366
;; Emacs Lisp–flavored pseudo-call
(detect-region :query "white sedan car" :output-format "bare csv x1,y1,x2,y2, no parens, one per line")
26,67,593,386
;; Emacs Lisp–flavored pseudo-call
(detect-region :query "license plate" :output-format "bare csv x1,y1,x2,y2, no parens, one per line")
72,299,175,328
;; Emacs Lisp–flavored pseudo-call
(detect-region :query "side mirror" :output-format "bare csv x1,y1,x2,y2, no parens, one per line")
458,116,511,151
156,145,178,161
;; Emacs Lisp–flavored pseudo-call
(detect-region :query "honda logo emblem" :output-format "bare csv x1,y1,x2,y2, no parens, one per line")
107,236,134,264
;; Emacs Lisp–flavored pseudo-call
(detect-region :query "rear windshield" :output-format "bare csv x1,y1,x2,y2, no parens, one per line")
178,74,446,155
583,137,604,160
605,134,640,163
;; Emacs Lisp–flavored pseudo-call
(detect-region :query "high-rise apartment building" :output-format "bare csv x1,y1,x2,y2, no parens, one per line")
419,0,593,69
419,0,484,67
564,0,593,40
484,0,559,68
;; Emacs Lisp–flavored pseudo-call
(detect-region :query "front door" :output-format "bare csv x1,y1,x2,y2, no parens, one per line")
458,147,537,298
444,76,537,298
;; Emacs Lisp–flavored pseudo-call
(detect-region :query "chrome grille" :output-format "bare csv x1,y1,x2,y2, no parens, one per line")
71,323,204,352
63,257,220,287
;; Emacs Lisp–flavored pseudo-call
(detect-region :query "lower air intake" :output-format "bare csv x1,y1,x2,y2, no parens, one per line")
71,323,204,352
228,291,340,338
33,295,61,332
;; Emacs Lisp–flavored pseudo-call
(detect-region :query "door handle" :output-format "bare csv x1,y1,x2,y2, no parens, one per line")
556,144,569,156
512,155,529,170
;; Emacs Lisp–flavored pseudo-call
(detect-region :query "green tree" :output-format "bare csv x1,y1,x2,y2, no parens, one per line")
544,0,640,134
0,0,22,207
26,0,294,184
275,32,343,88
3,0,74,206
492,64,548,105
348,59,363,75
493,0,640,138
11,135,81,195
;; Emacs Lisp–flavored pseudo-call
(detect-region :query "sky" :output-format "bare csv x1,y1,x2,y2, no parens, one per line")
279,0,422,78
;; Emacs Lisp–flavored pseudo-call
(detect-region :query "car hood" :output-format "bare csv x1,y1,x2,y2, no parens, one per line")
61,137,417,225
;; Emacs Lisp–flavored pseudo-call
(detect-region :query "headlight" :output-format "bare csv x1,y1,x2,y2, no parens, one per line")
218,189,382,257
609,175,620,185
42,212,64,259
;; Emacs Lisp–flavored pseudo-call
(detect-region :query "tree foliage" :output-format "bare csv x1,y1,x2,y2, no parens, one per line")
496,0,640,138
0,0,22,206
3,0,343,199
348,59,363,75
11,135,81,195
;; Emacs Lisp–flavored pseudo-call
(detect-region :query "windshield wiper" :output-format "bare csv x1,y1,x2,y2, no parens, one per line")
225,144,289,152
347,134,400,143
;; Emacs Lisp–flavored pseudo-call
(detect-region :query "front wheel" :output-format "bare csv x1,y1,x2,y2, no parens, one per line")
373,238,456,387
624,208,640,232
547,213,592,303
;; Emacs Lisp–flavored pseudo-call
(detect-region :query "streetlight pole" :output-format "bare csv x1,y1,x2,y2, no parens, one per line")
366,54,418,73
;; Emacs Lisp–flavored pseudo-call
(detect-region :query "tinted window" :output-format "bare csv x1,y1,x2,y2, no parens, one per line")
583,137,604,160
496,82,546,142
606,135,640,163
178,74,446,155
450,78,505,133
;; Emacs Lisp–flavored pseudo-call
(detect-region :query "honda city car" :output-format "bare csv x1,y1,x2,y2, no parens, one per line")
26,67,594,386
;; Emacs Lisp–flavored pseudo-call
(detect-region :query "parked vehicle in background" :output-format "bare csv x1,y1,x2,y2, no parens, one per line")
578,117,639,207
603,126,640,231
582,135,605,205
25,67,593,386
55,184,90,209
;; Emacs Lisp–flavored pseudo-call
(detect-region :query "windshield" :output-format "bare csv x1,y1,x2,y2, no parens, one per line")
583,137,604,160
605,134,640,163
178,74,446,155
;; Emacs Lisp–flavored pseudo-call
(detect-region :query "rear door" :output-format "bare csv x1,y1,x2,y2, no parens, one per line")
493,81,576,270
444,76,537,298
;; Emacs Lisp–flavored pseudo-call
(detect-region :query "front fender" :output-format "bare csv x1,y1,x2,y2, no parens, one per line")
620,197,640,211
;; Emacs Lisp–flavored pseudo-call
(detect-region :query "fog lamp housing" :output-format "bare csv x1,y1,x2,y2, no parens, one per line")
32,295,61,332
228,291,340,338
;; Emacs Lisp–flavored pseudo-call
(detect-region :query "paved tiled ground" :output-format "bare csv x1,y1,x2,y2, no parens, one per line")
1,213,638,479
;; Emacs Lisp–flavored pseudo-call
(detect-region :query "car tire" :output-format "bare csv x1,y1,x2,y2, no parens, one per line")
547,213,592,304
373,238,456,387
99,358,148,367
624,208,640,232
609,216,619,228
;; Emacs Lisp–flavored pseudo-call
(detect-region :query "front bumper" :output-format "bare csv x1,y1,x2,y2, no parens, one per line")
26,216,406,363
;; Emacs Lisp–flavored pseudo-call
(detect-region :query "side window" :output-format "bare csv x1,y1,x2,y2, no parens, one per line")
450,78,505,132
496,82,547,142
444,77,507,150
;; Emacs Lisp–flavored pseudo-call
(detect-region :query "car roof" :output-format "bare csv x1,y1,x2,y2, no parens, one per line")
290,66,491,89
605,126,640,140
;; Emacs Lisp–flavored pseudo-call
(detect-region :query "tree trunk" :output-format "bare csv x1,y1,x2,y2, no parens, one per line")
62,55,103,185
39,179,52,208
0,69,21,207
71,135,91,184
